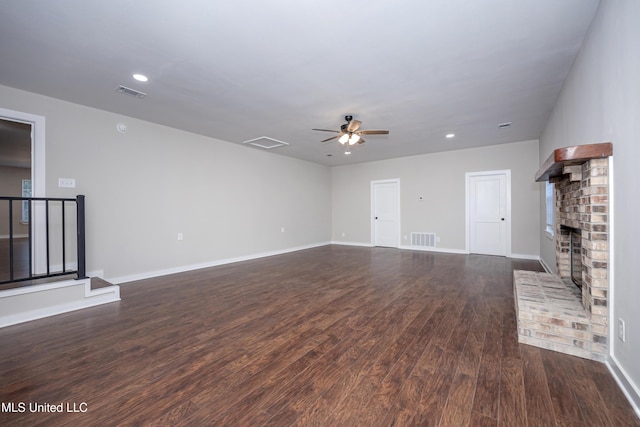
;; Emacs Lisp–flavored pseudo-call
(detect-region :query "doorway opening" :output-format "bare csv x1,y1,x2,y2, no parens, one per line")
0,108,46,278
0,119,32,284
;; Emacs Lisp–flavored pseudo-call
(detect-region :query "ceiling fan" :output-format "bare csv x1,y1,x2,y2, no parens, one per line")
312,115,389,146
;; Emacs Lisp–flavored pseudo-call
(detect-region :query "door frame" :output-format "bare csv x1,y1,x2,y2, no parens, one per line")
370,178,401,248
0,108,45,196
0,107,46,273
465,170,511,256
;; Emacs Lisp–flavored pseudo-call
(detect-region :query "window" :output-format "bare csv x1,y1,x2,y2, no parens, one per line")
21,179,31,223
545,181,554,237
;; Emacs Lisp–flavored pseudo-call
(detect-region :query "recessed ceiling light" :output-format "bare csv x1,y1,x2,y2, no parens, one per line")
133,74,148,82
446,133,455,138
498,122,512,128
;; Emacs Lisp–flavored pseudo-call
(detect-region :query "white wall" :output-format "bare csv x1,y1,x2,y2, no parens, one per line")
332,139,540,257
539,0,640,409
0,85,332,282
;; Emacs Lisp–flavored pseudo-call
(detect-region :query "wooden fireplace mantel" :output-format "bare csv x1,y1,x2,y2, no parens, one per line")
535,142,613,182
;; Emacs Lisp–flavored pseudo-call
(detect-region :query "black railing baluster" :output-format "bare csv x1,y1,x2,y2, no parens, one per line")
0,195,87,285
62,201,66,273
45,199,50,275
28,199,33,279
76,195,87,279
9,199,14,282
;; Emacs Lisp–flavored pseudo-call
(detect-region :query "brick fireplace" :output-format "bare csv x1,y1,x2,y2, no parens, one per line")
554,157,609,327
514,143,612,361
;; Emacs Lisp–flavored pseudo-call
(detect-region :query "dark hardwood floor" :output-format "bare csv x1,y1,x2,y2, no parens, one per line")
0,238,77,290
0,237,29,287
1,245,637,426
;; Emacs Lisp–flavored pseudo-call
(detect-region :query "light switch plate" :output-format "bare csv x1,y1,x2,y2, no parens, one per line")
58,178,76,188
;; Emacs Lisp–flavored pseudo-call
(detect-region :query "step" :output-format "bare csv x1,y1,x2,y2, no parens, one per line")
0,277,120,328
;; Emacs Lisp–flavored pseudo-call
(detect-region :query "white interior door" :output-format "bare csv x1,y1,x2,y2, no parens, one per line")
467,171,510,256
371,179,399,248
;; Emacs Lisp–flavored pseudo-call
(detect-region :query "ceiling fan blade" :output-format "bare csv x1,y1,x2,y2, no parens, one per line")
357,129,389,135
312,128,340,133
358,137,366,144
347,119,362,132
356,129,389,135
321,135,339,143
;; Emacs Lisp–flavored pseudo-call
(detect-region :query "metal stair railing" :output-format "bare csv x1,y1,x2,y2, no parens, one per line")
0,195,87,285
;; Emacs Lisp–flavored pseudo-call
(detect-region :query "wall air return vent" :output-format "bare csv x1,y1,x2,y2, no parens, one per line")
242,136,289,150
116,85,146,99
411,232,436,248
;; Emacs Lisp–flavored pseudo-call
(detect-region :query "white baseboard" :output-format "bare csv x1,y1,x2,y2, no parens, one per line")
509,253,541,260
539,257,554,273
112,240,474,285
107,243,543,285
331,241,469,255
330,241,374,247
607,355,640,418
108,241,332,285
331,242,470,255
398,244,468,254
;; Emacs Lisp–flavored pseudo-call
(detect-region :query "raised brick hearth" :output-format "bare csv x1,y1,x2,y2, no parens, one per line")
513,270,605,360
516,147,611,361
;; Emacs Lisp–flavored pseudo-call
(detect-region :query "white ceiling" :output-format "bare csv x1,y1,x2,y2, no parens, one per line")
0,0,600,166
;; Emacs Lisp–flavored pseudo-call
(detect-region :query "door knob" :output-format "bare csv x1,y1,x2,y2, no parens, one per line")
501,218,505,221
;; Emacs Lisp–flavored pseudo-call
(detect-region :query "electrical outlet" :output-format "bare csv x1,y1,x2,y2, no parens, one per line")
618,318,626,342
436,236,441,242
341,232,346,237
281,227,285,233
177,233,183,241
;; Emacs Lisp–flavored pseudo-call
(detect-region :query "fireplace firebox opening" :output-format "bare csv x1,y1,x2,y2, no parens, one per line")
570,227,582,288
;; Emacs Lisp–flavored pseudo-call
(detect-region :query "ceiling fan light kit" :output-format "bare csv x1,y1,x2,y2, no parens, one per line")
337,133,361,145
313,115,389,149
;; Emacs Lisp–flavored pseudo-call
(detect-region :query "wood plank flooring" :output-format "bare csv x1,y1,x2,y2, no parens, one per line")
0,237,29,287
0,238,76,290
0,245,638,426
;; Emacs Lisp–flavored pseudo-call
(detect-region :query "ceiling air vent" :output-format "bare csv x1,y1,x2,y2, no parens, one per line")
242,136,289,150
116,85,146,99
